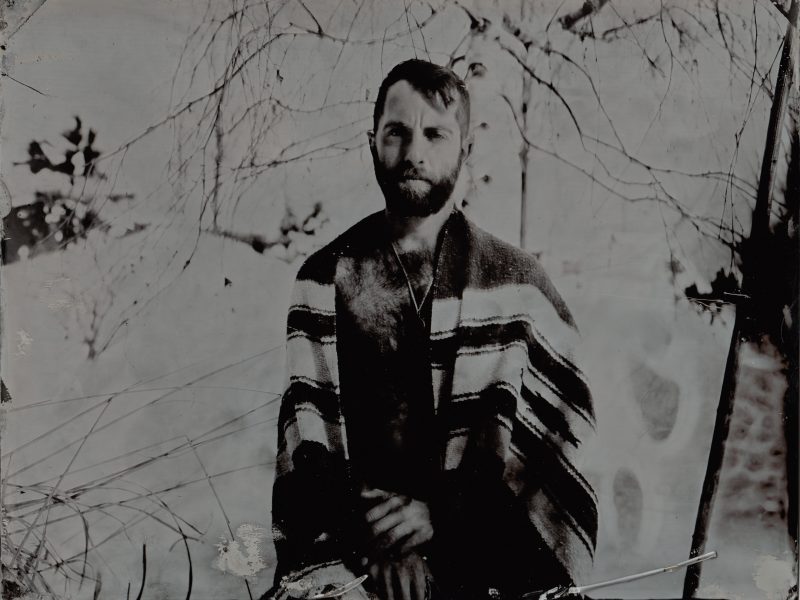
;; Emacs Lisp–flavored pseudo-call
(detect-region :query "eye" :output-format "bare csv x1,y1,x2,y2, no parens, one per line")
425,129,446,141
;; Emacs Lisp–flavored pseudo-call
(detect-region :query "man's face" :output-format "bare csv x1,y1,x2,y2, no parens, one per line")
371,81,467,218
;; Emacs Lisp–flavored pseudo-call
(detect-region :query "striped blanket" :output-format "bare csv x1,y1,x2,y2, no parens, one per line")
272,209,597,588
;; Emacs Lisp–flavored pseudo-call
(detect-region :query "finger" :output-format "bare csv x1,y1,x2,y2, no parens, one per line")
381,563,395,600
394,561,412,600
374,520,417,554
366,495,406,525
371,506,409,536
409,559,427,600
361,487,394,501
367,563,380,598
372,515,413,547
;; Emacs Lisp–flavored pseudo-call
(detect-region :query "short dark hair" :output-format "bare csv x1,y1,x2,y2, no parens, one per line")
373,59,470,140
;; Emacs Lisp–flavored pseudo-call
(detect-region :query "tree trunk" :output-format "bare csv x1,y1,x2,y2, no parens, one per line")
683,1,799,597
519,70,532,250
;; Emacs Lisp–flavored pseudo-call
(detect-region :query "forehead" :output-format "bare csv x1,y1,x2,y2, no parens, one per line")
380,80,460,129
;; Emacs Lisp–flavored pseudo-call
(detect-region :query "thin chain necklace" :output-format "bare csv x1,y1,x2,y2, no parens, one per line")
389,209,455,322
389,240,435,316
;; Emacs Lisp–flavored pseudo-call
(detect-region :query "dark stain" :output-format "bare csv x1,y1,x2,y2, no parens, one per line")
723,473,751,497
613,468,643,547
745,454,764,472
1,580,24,599
724,447,739,468
1,379,11,404
2,193,102,263
630,360,680,441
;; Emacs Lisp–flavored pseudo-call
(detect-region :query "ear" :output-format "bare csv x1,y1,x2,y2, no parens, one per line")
461,133,474,161
367,130,379,160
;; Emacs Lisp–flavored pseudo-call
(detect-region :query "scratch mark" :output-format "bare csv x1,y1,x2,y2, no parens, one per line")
0,72,49,96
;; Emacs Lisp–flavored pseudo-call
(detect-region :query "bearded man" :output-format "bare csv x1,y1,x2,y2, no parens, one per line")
270,59,597,600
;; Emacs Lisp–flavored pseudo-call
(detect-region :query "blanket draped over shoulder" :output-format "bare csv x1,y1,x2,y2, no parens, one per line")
272,209,597,587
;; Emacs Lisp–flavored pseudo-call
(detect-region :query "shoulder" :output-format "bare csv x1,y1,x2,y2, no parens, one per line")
459,212,576,328
460,213,541,278
295,210,384,284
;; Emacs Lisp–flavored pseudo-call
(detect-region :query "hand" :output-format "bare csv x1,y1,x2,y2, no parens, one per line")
369,553,429,600
361,488,433,558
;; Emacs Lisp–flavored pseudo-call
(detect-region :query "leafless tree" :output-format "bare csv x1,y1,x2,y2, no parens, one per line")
58,0,787,359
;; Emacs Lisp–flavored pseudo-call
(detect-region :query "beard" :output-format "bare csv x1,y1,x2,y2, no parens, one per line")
372,154,462,218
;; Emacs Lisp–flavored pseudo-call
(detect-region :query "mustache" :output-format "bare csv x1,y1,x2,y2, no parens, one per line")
394,168,432,183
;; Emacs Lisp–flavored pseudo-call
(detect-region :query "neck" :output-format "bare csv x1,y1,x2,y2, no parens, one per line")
385,197,455,253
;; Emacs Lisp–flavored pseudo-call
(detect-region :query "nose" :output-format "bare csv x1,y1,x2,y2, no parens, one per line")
404,130,425,166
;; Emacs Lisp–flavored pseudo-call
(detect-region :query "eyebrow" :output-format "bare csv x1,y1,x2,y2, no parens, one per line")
424,125,455,134
381,121,455,134
382,121,410,131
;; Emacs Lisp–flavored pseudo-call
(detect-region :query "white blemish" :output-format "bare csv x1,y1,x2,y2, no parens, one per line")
15,330,33,355
753,555,794,600
282,577,317,598
0,179,11,218
213,523,268,577
696,583,742,600
740,343,783,370
47,298,73,310
42,277,71,290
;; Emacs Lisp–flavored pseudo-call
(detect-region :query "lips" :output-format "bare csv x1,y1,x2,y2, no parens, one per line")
399,174,431,184
398,169,431,182
399,178,432,192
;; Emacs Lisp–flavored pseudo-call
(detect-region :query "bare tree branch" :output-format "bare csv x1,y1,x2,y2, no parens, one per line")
558,0,611,30
3,0,48,39
768,0,791,19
